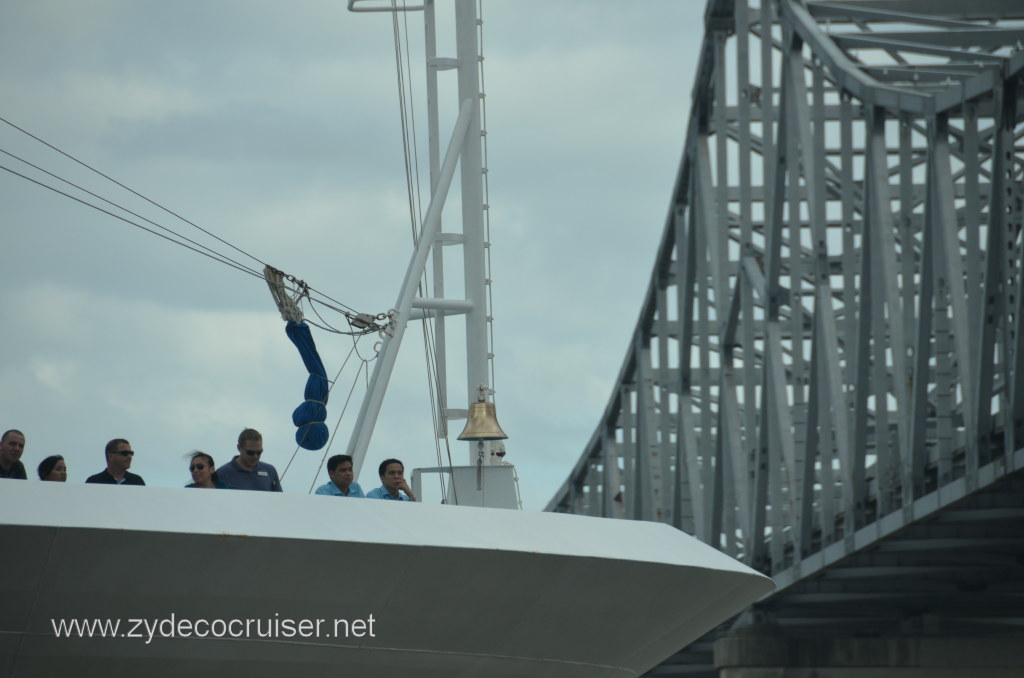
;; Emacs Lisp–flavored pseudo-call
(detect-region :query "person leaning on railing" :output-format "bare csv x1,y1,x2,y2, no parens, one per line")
85,438,145,486
365,458,415,501
0,429,27,479
216,428,282,491
186,450,227,489
38,455,67,482
315,454,365,497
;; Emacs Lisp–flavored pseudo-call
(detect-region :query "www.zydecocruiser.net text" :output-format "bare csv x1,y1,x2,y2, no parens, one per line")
51,613,377,644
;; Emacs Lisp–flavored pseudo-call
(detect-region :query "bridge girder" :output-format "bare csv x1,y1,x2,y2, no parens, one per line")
547,0,1024,642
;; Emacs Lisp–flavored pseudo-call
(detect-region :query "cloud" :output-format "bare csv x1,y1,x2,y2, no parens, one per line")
0,0,702,510
28,357,80,396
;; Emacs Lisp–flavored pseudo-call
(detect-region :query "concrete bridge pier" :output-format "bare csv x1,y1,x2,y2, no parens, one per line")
714,625,1024,678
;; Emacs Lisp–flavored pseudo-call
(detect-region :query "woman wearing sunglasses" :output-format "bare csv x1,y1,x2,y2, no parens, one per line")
186,451,227,489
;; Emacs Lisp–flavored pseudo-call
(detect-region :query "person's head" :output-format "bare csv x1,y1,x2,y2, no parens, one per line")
188,450,218,487
38,455,66,482
104,438,134,475
236,428,263,471
327,454,354,490
378,458,405,492
0,429,26,467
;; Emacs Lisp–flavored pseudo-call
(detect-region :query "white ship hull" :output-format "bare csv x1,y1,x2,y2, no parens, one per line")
1,481,772,677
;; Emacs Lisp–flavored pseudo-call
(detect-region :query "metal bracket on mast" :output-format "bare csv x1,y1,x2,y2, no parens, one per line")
347,0,425,12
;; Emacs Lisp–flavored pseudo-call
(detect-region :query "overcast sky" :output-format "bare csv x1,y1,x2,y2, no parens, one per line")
0,0,703,510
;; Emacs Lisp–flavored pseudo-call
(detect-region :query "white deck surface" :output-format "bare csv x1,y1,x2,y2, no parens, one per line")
1,480,773,677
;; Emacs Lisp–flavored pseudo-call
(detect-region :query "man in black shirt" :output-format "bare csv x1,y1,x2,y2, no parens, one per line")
0,429,27,479
85,438,145,485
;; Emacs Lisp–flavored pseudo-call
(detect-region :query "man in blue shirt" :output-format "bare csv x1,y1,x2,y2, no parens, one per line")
315,454,365,497
366,458,416,501
216,428,283,491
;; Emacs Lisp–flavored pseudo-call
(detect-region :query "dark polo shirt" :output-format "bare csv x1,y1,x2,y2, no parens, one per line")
216,456,282,491
85,470,146,485
0,460,26,479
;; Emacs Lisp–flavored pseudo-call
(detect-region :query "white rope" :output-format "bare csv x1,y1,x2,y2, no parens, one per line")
390,4,454,502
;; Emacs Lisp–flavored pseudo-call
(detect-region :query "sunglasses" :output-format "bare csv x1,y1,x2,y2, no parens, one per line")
189,463,207,472
117,450,135,457
244,449,263,457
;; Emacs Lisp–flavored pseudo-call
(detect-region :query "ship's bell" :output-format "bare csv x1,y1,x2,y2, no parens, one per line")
457,401,508,441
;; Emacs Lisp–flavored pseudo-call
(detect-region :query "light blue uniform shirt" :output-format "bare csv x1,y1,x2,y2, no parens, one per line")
315,481,365,497
366,485,411,501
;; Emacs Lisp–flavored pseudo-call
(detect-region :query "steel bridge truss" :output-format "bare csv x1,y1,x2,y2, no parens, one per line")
549,0,1024,583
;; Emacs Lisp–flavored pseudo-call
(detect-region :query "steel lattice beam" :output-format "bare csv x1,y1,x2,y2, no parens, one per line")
547,0,1024,589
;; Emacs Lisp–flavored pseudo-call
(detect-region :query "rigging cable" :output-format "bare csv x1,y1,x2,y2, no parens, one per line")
0,117,370,321
391,0,451,500
302,361,369,493
392,1,425,242
305,333,378,492
0,146,264,279
402,6,426,227
400,3,454,499
0,115,266,271
0,161,264,281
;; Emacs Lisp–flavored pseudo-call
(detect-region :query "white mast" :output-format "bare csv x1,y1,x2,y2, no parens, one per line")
345,0,496,480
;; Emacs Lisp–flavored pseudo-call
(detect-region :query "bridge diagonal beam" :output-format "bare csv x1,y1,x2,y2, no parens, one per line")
547,13,1024,662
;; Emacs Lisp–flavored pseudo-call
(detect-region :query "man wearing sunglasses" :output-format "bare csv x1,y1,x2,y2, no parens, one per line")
216,428,283,491
85,438,146,485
